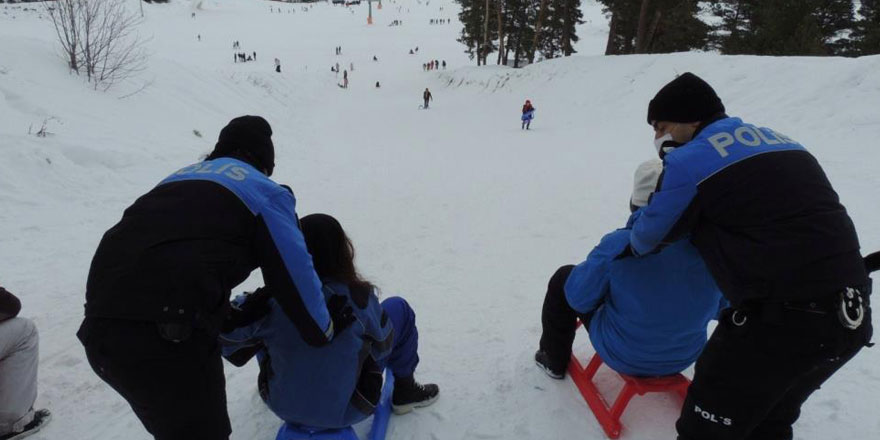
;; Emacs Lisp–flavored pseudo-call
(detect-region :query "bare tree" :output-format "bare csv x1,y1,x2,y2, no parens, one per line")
45,0,147,90
80,0,148,90
46,0,82,71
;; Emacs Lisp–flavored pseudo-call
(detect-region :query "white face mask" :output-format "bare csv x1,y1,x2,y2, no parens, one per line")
654,133,674,154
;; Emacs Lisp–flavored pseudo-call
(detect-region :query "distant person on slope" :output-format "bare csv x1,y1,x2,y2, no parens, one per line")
422,88,432,109
0,287,51,440
521,100,535,130
535,160,726,379
221,214,439,428
78,116,344,440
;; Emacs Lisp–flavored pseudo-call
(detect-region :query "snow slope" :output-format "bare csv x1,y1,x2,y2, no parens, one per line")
1,0,879,439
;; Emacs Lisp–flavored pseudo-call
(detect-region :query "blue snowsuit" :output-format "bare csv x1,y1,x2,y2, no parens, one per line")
565,212,727,377
221,283,419,429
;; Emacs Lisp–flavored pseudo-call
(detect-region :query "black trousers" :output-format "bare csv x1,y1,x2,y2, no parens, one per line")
78,318,231,440
677,294,873,440
539,265,593,369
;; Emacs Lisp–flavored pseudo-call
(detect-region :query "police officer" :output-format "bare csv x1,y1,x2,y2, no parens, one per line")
629,73,873,440
77,116,350,440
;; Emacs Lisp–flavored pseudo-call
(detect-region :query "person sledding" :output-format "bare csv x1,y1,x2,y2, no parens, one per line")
535,160,726,380
220,213,439,431
521,100,535,130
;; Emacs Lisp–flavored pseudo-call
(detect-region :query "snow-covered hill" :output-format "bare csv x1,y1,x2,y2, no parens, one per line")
1,0,879,439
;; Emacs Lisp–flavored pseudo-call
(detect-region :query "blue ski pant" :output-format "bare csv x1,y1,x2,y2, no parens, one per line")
379,297,420,378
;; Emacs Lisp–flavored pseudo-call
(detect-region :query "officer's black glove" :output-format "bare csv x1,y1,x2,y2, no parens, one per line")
327,294,356,334
221,287,272,333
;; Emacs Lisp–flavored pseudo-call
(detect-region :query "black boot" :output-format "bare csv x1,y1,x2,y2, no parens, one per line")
392,376,439,415
535,350,566,379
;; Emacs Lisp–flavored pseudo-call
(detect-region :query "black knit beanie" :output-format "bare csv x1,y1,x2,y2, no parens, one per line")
647,73,725,126
208,115,275,176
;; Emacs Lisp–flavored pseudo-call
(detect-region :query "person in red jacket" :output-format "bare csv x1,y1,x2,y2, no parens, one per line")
521,100,535,130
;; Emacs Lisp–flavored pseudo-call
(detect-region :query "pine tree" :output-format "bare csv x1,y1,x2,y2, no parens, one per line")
710,0,856,56
814,0,856,55
708,0,757,53
853,0,880,55
458,0,582,67
599,0,707,54
561,0,584,56
507,0,539,67
598,0,639,54
457,0,499,65
644,0,707,53
538,1,565,58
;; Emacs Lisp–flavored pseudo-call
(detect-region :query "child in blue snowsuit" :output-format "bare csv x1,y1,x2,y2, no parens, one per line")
535,159,727,378
521,100,535,130
221,213,439,430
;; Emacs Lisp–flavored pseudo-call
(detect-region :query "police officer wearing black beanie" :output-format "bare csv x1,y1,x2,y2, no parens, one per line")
627,73,873,440
77,116,347,440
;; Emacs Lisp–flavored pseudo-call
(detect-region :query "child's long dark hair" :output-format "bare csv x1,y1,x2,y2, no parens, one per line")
300,213,373,291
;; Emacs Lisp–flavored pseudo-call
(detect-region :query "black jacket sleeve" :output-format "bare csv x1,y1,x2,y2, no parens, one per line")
0,287,22,322
865,251,880,274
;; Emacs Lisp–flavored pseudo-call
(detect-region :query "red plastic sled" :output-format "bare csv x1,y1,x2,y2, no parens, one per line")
569,324,691,439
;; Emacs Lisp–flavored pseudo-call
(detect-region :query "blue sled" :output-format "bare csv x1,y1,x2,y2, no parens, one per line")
276,372,395,440
367,373,394,440
275,424,358,440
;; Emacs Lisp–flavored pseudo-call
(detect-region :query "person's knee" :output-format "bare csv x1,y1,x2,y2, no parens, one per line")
19,318,38,350
381,297,416,333
1,318,39,353
549,265,575,290
381,297,414,320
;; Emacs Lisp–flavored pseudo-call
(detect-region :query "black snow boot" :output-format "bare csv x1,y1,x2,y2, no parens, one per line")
392,376,439,415
535,350,566,379
0,409,52,440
